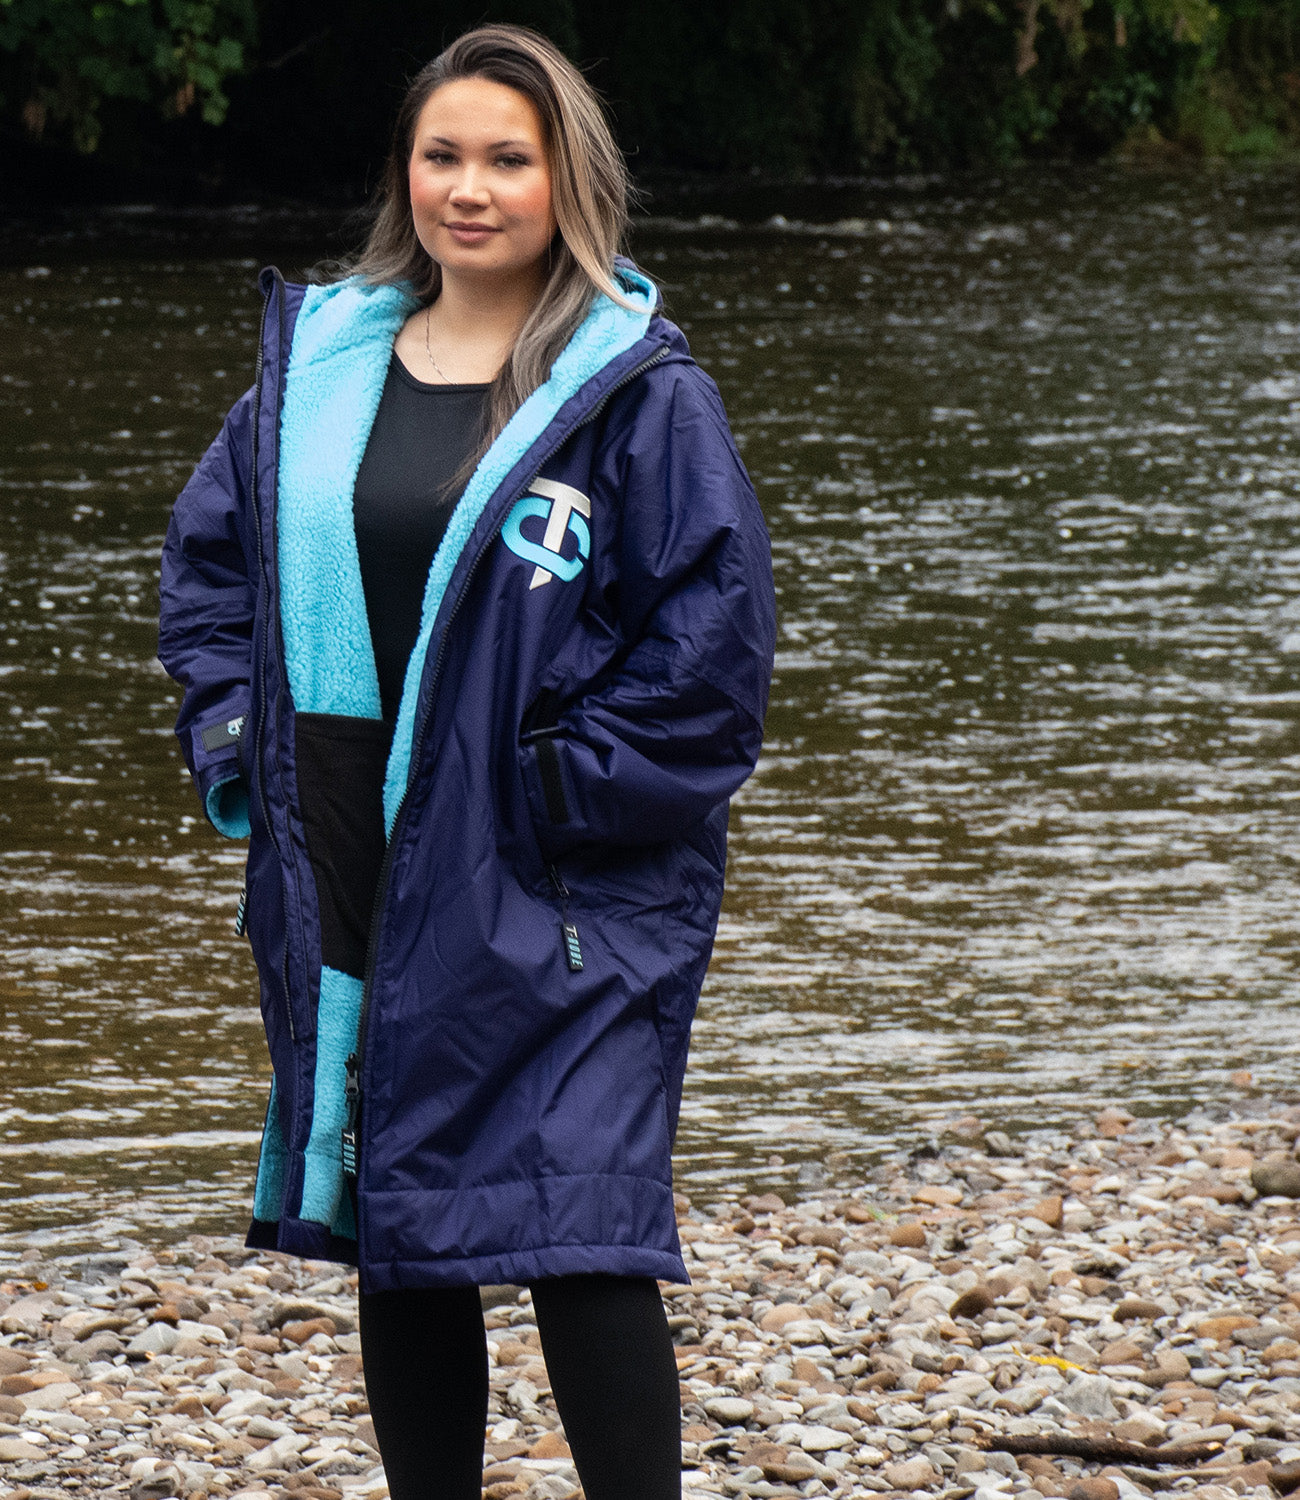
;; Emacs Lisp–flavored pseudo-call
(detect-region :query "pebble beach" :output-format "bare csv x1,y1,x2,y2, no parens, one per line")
5,1102,1300,1500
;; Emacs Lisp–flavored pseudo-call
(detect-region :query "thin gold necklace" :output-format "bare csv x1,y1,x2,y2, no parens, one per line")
423,306,454,384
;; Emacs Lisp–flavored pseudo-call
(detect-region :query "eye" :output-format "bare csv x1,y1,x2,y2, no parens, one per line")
424,149,455,165
496,153,530,169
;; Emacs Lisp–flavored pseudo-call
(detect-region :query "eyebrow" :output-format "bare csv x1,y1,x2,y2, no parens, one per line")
425,135,536,150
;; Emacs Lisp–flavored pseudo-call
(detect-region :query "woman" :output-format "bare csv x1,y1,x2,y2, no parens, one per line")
158,23,775,1500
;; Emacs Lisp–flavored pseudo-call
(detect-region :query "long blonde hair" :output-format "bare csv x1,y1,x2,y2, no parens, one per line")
344,24,636,478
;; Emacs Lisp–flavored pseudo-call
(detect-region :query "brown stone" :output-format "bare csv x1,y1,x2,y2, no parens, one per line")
846,1398,877,1423
1027,1195,1064,1228
791,1356,828,1386
483,1462,521,1484
353,1416,378,1452
1098,1339,1145,1367
1252,1154,1300,1199
169,1394,206,1419
1020,1457,1061,1479
483,1484,529,1499
1115,1298,1166,1321
888,1222,927,1248
759,1302,815,1333
0,1374,37,1396
681,1424,714,1443
883,1457,937,1490
1095,1108,1134,1138
1271,1459,1300,1495
1195,1314,1258,1341
485,1440,532,1460
797,1224,844,1249
333,1353,364,1380
282,1316,336,1344
744,1193,786,1214
747,1442,792,1477
949,1284,996,1320
1022,1460,1070,1497
527,1431,572,1460
1143,1349,1192,1386
768,1457,820,1483
1209,1460,1272,1489
0,1349,31,1377
913,1184,963,1207
238,1330,280,1353
1020,1458,1070,1496
1067,1480,1119,1500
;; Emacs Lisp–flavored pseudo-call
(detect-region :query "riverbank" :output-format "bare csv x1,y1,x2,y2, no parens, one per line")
4,1102,1300,1500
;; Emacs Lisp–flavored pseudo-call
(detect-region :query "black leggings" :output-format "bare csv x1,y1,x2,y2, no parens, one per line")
358,1275,681,1500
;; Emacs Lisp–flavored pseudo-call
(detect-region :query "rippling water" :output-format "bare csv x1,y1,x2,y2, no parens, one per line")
4,171,1300,1259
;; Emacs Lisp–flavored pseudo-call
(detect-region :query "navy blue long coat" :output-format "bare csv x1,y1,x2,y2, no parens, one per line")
158,265,775,1292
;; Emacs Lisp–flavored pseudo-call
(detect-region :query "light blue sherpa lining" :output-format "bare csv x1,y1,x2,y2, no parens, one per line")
275,269,657,1228
252,1075,286,1221
206,774,251,839
278,278,418,720
299,965,362,1237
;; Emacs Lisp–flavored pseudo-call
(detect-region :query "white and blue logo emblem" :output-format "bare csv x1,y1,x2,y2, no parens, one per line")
502,478,592,591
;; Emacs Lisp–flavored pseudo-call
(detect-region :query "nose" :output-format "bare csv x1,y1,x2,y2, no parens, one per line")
449,163,490,206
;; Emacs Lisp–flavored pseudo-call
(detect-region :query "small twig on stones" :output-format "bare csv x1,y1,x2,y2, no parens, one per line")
976,1433,1225,1465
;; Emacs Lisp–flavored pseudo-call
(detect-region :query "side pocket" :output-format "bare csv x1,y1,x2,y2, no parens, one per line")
533,736,569,824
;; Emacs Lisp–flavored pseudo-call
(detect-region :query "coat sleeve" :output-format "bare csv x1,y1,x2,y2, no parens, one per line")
157,388,257,838
518,363,776,858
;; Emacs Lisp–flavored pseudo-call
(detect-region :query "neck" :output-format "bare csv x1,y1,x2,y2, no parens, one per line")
429,266,546,353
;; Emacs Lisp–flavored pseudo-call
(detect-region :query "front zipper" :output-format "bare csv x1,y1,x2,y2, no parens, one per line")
342,339,671,1185
249,269,296,1042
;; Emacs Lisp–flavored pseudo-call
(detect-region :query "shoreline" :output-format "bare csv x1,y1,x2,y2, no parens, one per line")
4,1102,1300,1500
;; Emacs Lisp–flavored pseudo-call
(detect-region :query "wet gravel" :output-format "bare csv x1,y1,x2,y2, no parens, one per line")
4,1100,1300,1500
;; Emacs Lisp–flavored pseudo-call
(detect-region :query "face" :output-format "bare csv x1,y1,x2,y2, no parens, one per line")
408,76,557,288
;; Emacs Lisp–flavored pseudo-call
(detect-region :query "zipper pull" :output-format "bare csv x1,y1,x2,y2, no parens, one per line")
547,864,583,972
234,887,248,937
561,920,584,972
341,1053,360,1179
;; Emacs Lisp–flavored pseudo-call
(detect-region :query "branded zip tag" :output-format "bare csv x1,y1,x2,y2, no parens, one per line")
341,1053,360,1179
562,921,584,972
548,864,584,972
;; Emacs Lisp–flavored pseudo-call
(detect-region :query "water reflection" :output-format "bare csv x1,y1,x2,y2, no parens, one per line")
3,170,1300,1258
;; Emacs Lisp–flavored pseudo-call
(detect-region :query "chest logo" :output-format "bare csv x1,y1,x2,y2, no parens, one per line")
502,478,592,590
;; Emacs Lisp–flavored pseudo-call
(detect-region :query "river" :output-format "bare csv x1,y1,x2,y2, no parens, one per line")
3,167,1300,1262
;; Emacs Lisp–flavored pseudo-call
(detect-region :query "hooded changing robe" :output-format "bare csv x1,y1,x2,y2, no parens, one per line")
158,265,776,1293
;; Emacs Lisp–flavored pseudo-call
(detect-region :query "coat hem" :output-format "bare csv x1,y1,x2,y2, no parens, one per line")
359,1244,690,1295
246,1215,359,1267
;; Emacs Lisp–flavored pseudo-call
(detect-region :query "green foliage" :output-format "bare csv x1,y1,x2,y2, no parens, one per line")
6,0,1300,177
0,0,257,151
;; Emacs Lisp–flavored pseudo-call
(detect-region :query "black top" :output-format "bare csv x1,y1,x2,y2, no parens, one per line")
354,354,491,724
